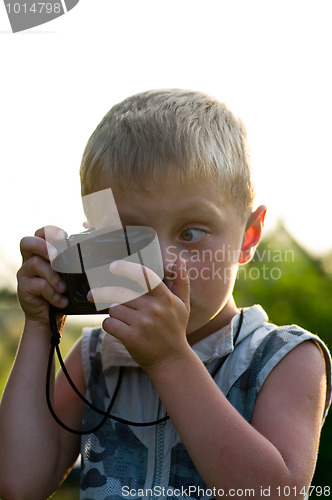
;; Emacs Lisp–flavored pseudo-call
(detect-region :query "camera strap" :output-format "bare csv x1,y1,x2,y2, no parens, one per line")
47,306,244,435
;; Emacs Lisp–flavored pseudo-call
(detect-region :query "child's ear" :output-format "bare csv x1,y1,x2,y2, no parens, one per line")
239,205,267,264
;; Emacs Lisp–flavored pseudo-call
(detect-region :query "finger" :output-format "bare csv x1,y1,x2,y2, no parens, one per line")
20,255,67,295
107,303,136,326
109,259,163,293
21,230,67,263
170,257,191,311
20,236,52,263
102,316,132,340
37,226,68,263
19,276,69,309
35,225,68,241
87,285,141,308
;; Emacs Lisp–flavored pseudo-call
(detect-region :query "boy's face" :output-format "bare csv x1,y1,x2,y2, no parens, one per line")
91,175,248,338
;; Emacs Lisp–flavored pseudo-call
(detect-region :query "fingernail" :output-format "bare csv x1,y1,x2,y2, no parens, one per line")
60,296,69,306
58,280,66,292
48,247,58,260
57,229,67,240
179,257,187,267
87,290,93,301
110,261,118,271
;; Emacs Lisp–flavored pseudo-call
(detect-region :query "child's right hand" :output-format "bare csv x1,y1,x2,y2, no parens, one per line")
17,226,69,326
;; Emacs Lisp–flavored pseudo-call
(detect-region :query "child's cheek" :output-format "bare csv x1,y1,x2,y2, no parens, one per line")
187,258,235,292
187,261,215,290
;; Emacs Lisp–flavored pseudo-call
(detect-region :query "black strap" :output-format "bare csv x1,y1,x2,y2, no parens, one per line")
47,307,169,434
47,307,244,434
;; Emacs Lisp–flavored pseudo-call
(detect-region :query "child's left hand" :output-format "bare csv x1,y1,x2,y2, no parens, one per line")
87,257,191,371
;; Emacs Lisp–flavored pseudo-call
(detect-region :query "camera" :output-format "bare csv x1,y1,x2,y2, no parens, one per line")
50,225,164,315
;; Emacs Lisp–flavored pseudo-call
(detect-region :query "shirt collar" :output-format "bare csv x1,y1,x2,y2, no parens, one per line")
192,305,268,363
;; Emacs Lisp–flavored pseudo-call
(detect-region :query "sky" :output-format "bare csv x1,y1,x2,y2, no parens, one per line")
0,0,332,289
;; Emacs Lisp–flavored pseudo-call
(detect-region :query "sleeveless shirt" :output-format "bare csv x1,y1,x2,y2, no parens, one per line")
80,305,332,500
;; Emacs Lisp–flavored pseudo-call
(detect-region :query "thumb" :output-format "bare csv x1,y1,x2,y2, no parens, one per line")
171,257,190,311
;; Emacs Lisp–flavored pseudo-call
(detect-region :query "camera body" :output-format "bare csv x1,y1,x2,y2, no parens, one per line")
51,226,164,315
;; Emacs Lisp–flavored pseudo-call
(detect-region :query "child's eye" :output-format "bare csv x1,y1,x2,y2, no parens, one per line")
179,228,207,242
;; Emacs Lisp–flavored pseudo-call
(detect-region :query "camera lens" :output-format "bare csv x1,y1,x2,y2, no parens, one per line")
76,274,90,298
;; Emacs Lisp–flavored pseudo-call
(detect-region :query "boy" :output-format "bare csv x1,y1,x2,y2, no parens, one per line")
0,89,331,499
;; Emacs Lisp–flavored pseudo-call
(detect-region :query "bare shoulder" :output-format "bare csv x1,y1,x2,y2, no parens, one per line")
253,339,326,412
251,339,327,485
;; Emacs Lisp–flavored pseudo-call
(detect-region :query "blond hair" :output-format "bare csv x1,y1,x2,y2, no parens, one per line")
80,89,254,218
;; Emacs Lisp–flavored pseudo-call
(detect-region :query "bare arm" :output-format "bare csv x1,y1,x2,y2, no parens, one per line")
0,324,84,499
0,228,84,500
147,340,326,499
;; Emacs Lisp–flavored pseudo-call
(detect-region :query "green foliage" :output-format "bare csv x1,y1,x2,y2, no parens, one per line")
234,235,332,341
